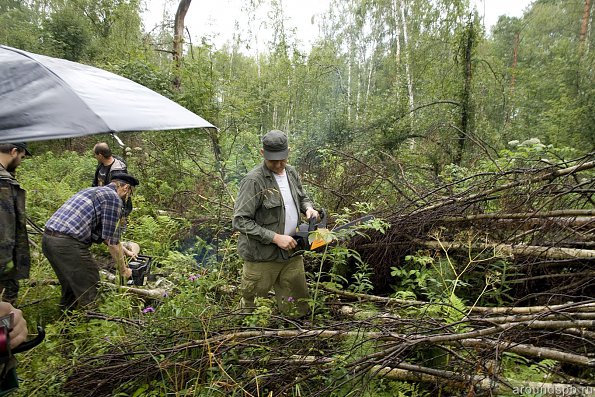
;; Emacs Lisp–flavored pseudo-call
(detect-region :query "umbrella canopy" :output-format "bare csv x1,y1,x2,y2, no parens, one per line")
0,45,215,143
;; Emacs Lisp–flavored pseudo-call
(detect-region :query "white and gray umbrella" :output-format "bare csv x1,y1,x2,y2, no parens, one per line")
0,45,215,143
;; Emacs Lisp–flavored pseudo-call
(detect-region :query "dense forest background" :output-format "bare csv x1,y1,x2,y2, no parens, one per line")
1,0,594,396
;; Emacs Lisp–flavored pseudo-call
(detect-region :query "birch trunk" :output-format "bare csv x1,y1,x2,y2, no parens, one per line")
392,0,402,104
415,239,595,260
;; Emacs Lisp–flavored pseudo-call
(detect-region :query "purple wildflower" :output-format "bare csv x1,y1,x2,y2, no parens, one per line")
188,274,200,281
287,296,295,303
142,306,155,314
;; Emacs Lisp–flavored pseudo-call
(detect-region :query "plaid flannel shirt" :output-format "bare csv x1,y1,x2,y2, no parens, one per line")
45,185,123,245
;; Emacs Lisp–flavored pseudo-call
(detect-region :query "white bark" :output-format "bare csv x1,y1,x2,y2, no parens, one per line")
416,239,595,260
400,1,414,115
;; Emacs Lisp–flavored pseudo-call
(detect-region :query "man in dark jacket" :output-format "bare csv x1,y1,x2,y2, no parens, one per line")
0,143,31,305
233,130,319,317
92,142,133,218
92,142,127,187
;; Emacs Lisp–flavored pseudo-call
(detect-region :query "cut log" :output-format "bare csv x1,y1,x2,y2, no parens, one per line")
441,209,595,221
414,239,595,259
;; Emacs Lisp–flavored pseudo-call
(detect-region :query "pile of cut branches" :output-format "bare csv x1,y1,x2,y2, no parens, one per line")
41,150,595,396
343,152,595,300
63,291,595,396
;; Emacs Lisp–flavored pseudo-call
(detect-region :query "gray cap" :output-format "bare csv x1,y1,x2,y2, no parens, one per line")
262,130,289,160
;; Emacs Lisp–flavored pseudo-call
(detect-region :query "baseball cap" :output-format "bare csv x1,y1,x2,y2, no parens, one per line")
12,142,31,156
262,130,289,160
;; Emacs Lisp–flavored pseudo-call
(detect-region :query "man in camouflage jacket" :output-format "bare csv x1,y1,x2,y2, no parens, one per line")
0,143,31,305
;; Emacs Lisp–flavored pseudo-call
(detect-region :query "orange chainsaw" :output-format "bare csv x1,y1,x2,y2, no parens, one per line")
292,209,374,255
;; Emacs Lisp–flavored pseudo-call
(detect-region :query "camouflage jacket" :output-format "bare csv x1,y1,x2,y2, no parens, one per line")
0,167,30,280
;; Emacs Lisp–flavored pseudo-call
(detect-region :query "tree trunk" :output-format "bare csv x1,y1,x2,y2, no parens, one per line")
173,0,192,88
456,18,475,165
400,1,413,113
399,0,415,146
579,0,592,56
505,31,520,126
392,0,402,105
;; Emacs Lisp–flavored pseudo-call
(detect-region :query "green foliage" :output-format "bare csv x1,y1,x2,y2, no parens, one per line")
390,239,519,316
349,258,374,294
146,264,233,338
0,1,42,51
501,353,559,384
43,6,93,61
391,253,459,302
108,60,173,95
125,214,190,261
308,206,389,320
118,380,166,397
476,258,518,306
328,329,433,396
13,322,72,397
242,297,274,327
18,150,95,223
391,255,435,300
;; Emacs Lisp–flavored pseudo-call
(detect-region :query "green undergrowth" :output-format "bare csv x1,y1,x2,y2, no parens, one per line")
10,149,591,396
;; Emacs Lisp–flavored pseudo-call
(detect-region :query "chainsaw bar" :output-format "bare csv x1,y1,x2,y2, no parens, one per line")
309,215,375,250
291,214,375,256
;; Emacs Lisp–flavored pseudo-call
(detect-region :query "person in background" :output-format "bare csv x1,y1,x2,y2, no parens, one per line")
92,142,127,187
233,130,319,317
42,174,139,311
92,142,133,220
0,143,31,305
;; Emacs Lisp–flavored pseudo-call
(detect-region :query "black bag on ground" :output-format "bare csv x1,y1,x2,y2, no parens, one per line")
127,255,152,286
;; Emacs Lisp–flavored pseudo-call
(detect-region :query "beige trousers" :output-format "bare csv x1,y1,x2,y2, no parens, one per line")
240,255,310,317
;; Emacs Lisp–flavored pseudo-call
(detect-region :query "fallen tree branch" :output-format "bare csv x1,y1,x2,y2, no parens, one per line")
512,271,595,283
440,209,595,222
458,338,594,367
320,284,427,306
323,285,595,315
99,271,167,300
337,308,595,366
238,355,594,395
471,301,595,315
415,239,595,259
144,322,594,366
85,311,144,327
338,304,595,324
372,364,594,396
99,281,167,300
409,160,595,216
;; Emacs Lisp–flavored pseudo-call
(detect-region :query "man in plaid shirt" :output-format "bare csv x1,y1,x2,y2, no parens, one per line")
42,174,139,311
